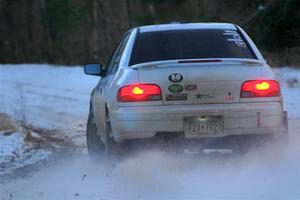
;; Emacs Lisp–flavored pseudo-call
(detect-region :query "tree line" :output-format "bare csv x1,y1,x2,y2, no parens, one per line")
0,0,299,66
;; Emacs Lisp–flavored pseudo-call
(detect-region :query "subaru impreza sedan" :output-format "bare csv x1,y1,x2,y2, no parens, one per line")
84,22,288,157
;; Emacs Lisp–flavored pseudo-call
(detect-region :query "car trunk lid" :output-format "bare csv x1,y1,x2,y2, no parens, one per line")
134,59,264,105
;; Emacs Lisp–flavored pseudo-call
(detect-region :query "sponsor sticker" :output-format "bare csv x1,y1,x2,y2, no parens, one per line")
168,84,183,93
168,73,183,83
166,93,187,101
184,84,197,91
225,95,235,102
225,92,235,102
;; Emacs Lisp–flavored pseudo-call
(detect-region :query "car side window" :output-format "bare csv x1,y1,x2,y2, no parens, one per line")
106,33,130,76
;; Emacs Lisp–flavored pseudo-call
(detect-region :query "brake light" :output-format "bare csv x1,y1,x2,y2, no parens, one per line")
132,86,144,95
241,80,280,98
117,84,162,102
178,59,222,63
255,81,270,90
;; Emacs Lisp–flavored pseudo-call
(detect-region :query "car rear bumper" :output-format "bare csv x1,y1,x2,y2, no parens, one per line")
110,102,286,142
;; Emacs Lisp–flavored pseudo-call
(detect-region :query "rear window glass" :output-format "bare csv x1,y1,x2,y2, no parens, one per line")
129,29,256,66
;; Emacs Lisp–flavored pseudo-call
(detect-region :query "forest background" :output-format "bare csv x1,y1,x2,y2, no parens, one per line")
0,0,299,67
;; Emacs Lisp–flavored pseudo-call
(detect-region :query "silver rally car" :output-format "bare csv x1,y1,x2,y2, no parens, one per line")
84,22,288,157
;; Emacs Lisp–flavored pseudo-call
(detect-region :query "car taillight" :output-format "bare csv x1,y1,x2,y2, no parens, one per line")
241,80,280,98
117,84,162,102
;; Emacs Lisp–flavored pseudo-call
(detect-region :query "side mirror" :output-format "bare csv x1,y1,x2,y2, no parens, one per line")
84,63,103,76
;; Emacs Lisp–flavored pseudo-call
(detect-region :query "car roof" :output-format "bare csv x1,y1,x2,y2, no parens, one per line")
138,22,237,33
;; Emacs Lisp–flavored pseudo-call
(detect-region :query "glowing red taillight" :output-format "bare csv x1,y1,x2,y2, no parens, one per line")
117,84,162,102
241,80,280,98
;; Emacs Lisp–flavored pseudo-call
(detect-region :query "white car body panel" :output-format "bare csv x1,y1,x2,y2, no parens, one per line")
90,23,285,143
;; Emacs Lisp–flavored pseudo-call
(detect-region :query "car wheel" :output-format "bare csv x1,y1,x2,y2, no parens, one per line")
105,111,129,160
87,110,105,160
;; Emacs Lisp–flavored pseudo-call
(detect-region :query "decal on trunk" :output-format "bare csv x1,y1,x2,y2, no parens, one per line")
166,93,187,101
225,95,235,102
168,73,183,83
184,84,197,91
168,84,183,93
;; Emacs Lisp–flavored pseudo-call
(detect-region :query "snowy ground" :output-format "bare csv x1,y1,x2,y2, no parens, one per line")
0,64,97,147
0,64,299,200
0,130,51,177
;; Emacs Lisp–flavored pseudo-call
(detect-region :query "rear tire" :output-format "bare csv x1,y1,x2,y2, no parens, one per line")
87,111,105,160
105,111,129,160
87,107,130,162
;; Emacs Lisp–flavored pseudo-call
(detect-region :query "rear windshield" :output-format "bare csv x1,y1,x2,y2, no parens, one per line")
129,29,256,66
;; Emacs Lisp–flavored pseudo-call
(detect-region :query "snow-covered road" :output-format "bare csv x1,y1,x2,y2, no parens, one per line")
0,64,299,200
